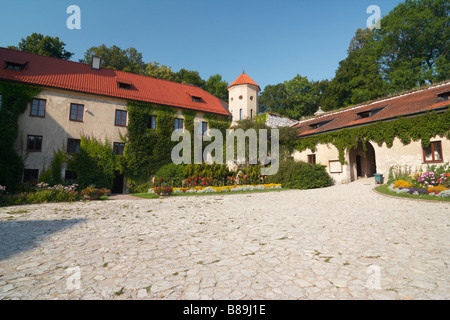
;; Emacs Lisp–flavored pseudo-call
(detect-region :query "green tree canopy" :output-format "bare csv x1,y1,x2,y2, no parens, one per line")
145,61,178,81
176,68,206,88
80,45,146,75
8,33,74,60
374,0,449,91
204,74,229,101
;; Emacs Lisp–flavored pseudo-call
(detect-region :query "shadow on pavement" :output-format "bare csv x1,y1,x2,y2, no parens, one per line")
0,219,86,260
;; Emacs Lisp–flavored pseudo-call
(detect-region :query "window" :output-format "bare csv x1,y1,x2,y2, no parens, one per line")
5,62,26,71
174,118,184,132
310,119,335,129
65,170,78,182
148,115,156,129
356,106,386,120
67,139,81,154
239,95,243,100
240,109,243,120
423,141,443,163
437,91,450,102
27,135,42,152
23,169,39,183
30,99,46,117
70,103,84,122
115,110,127,127
307,154,316,165
118,82,131,90
191,96,203,103
113,142,125,156
199,121,208,136
250,109,253,119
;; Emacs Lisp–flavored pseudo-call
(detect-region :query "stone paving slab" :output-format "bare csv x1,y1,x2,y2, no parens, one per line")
0,179,449,300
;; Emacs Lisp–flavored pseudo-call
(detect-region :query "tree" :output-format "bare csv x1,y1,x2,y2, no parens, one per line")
146,61,178,81
374,0,449,91
80,45,146,75
283,75,322,119
258,83,288,115
175,68,206,88
204,74,229,101
8,33,73,60
321,28,386,111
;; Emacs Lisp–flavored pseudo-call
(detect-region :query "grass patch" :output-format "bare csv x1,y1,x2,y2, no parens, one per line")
131,193,159,199
375,185,450,202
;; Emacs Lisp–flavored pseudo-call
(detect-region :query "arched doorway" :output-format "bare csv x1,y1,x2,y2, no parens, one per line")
349,141,377,181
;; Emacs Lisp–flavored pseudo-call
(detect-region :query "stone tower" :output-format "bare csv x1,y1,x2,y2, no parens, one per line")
227,72,260,124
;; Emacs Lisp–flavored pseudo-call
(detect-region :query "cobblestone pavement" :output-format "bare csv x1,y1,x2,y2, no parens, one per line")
0,179,449,300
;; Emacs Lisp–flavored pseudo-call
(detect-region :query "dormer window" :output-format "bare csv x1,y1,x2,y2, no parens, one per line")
309,119,335,129
117,81,132,90
5,61,26,71
437,91,450,102
191,96,203,103
356,106,386,119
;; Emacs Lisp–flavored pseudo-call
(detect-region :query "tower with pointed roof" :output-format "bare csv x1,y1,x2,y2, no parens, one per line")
227,72,260,124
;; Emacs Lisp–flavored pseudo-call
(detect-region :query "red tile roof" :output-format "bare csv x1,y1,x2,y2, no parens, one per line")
228,72,260,91
295,82,450,137
0,47,231,117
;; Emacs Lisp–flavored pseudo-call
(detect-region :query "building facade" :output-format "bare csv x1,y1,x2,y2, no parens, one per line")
0,47,231,193
292,82,450,184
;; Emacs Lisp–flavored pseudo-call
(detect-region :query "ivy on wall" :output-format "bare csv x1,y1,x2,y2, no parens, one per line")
124,101,230,184
294,108,450,164
0,81,41,192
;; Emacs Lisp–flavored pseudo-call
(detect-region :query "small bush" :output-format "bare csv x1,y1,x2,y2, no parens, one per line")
154,163,185,187
268,158,332,189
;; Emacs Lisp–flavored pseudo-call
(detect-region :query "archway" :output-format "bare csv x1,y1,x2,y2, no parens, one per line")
349,141,377,181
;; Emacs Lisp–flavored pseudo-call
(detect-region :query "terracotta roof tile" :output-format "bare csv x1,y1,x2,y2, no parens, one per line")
0,47,231,117
228,72,260,91
296,82,450,137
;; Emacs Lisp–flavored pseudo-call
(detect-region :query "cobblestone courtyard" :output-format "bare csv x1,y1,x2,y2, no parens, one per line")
0,179,449,300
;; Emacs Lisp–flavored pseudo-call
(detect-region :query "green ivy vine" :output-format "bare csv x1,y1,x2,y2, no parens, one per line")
0,80,41,192
294,108,450,164
124,101,229,184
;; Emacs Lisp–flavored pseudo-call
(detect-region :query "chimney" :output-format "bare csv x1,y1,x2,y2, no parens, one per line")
91,55,101,70
314,107,325,117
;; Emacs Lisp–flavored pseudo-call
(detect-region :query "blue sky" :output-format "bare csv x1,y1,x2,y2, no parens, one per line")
0,0,403,91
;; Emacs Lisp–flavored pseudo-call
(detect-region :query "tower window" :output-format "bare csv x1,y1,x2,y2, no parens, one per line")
239,109,243,120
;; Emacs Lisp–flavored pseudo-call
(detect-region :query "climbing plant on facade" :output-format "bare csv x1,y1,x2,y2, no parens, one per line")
0,80,41,192
294,108,450,164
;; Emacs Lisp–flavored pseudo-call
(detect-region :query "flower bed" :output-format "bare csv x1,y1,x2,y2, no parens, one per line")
149,184,283,195
80,187,111,200
389,168,450,198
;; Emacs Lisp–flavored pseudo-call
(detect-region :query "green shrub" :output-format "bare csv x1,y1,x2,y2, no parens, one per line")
268,158,332,189
154,163,185,187
184,163,233,186
67,136,120,189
